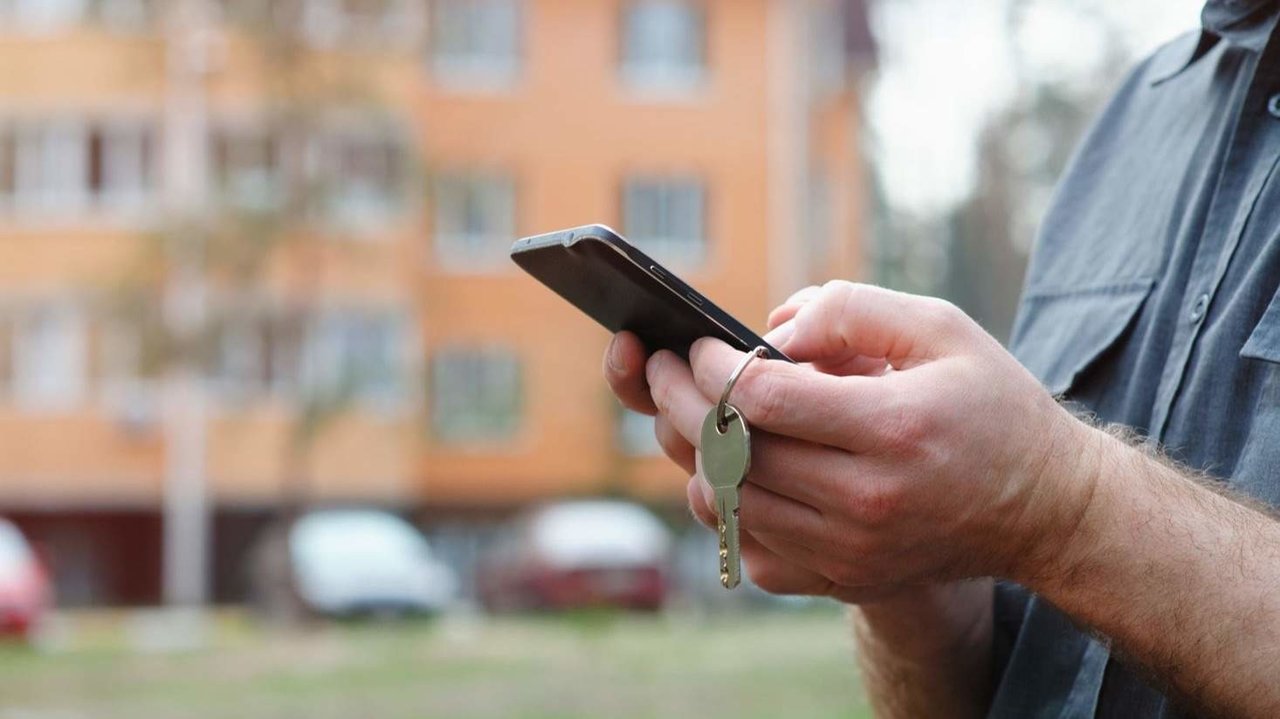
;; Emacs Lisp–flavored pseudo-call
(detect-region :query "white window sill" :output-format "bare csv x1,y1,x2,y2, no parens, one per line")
434,240,512,274
431,430,524,453
630,238,706,271
323,203,403,237
429,57,521,94
619,65,708,101
0,208,160,232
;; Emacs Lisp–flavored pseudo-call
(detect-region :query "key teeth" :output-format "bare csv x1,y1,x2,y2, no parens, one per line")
717,504,741,591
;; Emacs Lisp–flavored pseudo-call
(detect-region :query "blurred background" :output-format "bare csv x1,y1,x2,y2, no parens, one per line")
0,0,1200,717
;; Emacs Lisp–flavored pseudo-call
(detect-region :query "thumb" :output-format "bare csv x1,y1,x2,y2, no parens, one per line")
780,282,966,369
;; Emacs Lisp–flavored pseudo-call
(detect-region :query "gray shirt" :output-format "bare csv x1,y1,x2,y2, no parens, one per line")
994,1,1280,717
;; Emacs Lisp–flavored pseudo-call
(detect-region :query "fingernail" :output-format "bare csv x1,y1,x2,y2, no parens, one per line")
607,335,625,373
764,319,795,348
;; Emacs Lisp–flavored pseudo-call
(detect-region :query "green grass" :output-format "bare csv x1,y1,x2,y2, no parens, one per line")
0,609,874,719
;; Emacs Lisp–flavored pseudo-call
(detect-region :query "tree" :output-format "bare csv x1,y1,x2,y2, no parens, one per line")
109,0,419,612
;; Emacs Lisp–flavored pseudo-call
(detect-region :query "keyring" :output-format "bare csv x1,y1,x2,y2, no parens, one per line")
716,346,769,432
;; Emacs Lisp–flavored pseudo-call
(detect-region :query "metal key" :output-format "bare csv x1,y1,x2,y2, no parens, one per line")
700,403,752,589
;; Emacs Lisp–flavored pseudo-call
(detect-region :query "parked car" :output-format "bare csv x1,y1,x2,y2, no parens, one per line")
673,527,816,611
0,519,52,640
251,509,458,620
478,500,673,613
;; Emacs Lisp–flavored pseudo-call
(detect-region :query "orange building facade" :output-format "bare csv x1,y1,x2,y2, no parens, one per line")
0,0,873,605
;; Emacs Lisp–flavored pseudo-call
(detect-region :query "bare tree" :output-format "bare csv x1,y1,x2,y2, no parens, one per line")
109,0,418,615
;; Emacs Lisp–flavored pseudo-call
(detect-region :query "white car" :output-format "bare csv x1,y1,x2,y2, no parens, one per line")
286,510,457,617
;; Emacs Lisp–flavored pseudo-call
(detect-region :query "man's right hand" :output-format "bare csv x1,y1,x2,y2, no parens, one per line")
603,288,849,597
602,288,994,717
602,287,899,601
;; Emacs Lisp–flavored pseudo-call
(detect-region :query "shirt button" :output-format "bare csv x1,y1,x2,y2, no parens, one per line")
1189,293,1210,324
1268,93,1280,118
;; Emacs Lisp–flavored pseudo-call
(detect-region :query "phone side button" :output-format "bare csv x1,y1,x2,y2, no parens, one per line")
685,291,705,306
649,265,667,280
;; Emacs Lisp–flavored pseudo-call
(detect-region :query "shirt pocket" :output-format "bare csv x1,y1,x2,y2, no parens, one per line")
1234,293,1280,505
1240,294,1280,363
1010,279,1155,396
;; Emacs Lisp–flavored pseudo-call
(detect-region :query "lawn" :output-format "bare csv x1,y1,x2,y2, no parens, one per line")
0,609,874,719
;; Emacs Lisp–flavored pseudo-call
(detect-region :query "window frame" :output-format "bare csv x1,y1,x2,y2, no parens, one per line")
427,0,523,91
319,127,408,235
429,346,523,445
11,300,88,413
431,169,518,273
0,115,158,224
620,174,709,269
618,0,708,95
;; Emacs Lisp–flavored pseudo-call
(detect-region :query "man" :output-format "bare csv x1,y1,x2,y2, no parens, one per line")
604,1,1280,716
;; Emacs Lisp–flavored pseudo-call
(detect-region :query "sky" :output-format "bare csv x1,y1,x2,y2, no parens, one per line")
866,0,1206,215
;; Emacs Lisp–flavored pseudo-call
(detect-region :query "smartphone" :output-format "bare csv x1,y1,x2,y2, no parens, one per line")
510,224,791,362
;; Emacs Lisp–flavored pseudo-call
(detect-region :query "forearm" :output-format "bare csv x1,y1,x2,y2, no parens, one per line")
852,580,994,719
1032,424,1280,717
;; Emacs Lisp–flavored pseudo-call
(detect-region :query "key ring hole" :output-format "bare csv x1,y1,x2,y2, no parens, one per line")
715,406,737,434
715,346,769,429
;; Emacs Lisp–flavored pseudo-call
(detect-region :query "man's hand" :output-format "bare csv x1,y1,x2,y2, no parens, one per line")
646,281,1096,592
604,288,857,599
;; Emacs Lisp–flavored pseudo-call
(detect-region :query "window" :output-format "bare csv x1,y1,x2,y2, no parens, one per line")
430,348,521,443
618,409,662,456
213,316,267,400
620,0,705,91
302,310,406,408
88,123,155,213
87,0,155,31
322,131,405,231
432,171,515,270
301,0,414,46
215,0,293,30
0,0,153,31
217,0,408,44
12,121,89,215
0,119,156,219
92,318,160,429
209,123,405,231
211,129,285,212
428,0,521,88
13,304,86,411
213,308,407,408
622,177,707,267
211,311,305,400
3,0,86,32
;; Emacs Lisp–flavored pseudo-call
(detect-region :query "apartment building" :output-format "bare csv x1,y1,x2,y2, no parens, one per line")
417,0,875,509
0,0,874,606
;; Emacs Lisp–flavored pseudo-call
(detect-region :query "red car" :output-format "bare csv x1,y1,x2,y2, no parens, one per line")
478,500,673,613
0,519,51,640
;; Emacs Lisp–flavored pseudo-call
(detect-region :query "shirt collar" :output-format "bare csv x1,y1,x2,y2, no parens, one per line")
1202,0,1280,52
1150,1,1280,85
